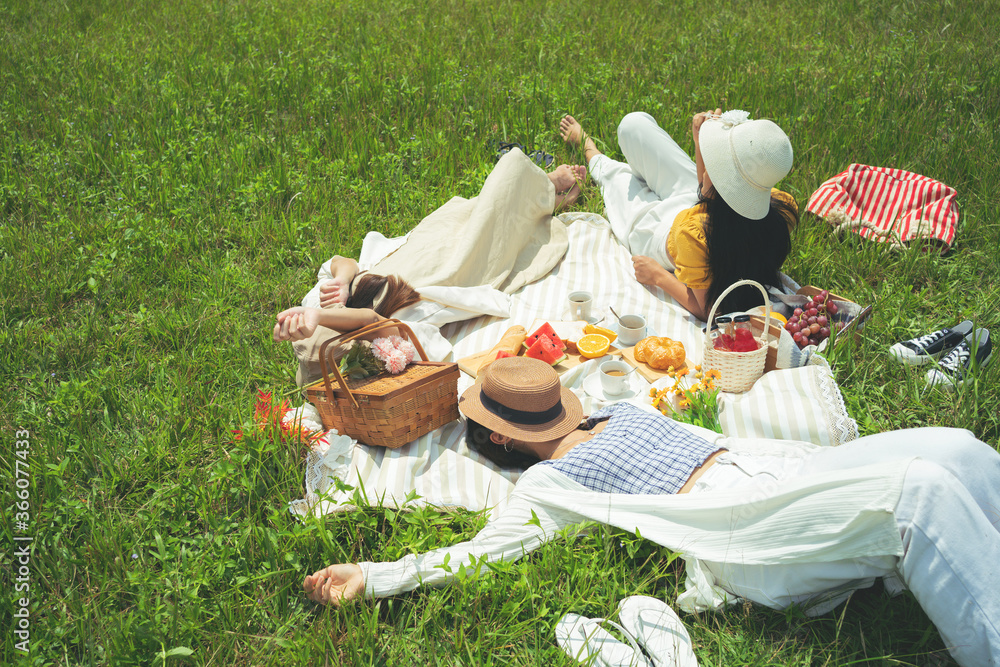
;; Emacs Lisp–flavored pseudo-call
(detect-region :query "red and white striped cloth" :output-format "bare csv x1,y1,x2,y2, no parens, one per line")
806,164,959,248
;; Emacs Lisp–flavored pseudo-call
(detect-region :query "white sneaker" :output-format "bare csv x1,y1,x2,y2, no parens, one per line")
555,613,651,667
617,597,699,667
889,320,973,366
926,328,993,389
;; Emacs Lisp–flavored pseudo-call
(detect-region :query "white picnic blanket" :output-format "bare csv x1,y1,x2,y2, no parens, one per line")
289,213,858,518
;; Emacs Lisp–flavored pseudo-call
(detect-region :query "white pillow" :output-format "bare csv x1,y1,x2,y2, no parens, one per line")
718,357,857,447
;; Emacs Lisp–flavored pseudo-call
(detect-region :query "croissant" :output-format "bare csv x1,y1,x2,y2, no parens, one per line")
634,336,686,371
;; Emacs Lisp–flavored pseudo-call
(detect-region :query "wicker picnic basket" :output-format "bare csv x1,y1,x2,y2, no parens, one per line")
702,280,773,394
303,319,460,448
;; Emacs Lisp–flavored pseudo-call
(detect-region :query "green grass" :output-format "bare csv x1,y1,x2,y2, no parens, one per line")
2,0,998,663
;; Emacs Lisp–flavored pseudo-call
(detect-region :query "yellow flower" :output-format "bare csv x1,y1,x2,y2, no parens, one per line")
705,369,722,380
695,364,702,371
678,398,690,410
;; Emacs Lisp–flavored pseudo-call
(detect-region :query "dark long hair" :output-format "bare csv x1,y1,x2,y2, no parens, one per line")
703,193,798,314
346,272,421,317
465,419,540,470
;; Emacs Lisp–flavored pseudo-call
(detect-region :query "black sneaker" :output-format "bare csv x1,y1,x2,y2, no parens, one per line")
926,328,993,389
889,319,974,366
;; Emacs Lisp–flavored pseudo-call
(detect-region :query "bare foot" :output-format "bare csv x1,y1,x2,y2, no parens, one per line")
560,115,601,164
559,115,585,145
548,164,586,193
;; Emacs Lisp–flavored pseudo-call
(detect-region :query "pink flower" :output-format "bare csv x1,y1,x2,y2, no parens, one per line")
396,339,416,364
384,350,408,374
371,337,395,360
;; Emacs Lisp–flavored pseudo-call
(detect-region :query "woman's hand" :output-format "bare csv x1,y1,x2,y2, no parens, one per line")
303,563,364,606
273,307,321,341
691,107,722,144
632,255,671,287
319,278,350,308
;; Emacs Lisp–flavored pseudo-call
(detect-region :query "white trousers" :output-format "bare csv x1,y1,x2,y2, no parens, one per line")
589,112,701,269
697,428,1000,667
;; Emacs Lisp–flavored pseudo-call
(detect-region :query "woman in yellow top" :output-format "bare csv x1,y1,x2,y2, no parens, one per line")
560,110,798,320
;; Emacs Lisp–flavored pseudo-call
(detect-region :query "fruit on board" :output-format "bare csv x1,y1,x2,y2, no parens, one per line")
577,334,611,359
583,323,618,344
495,350,515,360
524,334,568,366
783,289,846,349
524,322,566,351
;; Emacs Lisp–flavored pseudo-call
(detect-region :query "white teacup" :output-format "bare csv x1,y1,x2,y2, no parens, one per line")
568,291,593,322
617,314,647,346
599,359,633,396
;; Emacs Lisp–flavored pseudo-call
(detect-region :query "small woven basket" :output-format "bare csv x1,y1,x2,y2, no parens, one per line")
303,319,460,448
702,280,772,393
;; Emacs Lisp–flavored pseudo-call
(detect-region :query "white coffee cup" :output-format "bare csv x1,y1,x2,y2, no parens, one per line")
568,291,593,322
599,360,633,396
617,314,647,346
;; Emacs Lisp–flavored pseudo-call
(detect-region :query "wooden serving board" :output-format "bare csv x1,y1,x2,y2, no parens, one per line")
457,319,622,377
620,345,692,384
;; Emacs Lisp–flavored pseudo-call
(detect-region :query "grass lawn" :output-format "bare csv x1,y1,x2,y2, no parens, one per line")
2,0,998,664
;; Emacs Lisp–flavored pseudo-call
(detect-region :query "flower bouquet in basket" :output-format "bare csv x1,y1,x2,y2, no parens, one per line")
338,336,418,378
306,319,461,449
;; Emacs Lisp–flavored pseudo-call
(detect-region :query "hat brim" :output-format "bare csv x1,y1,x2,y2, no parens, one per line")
699,119,773,220
459,379,583,443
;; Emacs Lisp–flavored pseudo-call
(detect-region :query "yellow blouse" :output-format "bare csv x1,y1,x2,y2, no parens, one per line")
666,190,798,289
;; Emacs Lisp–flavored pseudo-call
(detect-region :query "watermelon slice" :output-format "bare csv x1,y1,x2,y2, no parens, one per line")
495,350,515,360
523,322,566,351
524,334,568,366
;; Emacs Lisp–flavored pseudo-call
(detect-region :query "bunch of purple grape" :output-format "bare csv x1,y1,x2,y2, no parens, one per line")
784,290,845,349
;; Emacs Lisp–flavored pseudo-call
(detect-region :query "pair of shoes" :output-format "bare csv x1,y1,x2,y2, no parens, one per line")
926,328,993,389
889,320,973,365
555,597,698,667
494,141,554,167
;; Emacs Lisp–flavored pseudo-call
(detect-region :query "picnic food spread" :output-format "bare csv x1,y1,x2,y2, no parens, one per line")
633,336,686,370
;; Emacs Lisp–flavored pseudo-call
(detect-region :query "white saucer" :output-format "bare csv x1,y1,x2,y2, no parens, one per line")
582,372,644,401
609,318,656,339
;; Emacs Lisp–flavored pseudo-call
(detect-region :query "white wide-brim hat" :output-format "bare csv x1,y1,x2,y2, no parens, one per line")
700,111,793,220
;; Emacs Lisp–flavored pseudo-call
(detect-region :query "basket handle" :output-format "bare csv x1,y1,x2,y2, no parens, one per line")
703,279,772,346
317,318,430,410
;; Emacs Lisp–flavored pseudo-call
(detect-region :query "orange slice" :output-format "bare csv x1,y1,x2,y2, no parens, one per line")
577,334,611,359
584,323,618,344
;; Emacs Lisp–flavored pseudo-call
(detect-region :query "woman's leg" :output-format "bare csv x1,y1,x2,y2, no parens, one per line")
888,457,1000,666
616,112,699,202
560,114,698,267
799,427,1000,521
707,429,1000,667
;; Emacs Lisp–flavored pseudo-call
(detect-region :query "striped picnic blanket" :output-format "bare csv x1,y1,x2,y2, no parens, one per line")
806,164,959,248
289,213,858,519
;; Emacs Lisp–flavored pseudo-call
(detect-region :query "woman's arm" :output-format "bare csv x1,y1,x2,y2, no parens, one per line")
302,474,583,605
632,256,710,321
318,256,361,308
272,306,383,341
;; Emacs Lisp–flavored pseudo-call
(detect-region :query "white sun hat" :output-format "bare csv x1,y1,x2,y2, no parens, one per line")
699,110,793,220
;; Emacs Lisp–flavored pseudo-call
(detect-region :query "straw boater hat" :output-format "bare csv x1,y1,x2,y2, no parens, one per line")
459,357,583,443
699,110,794,220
